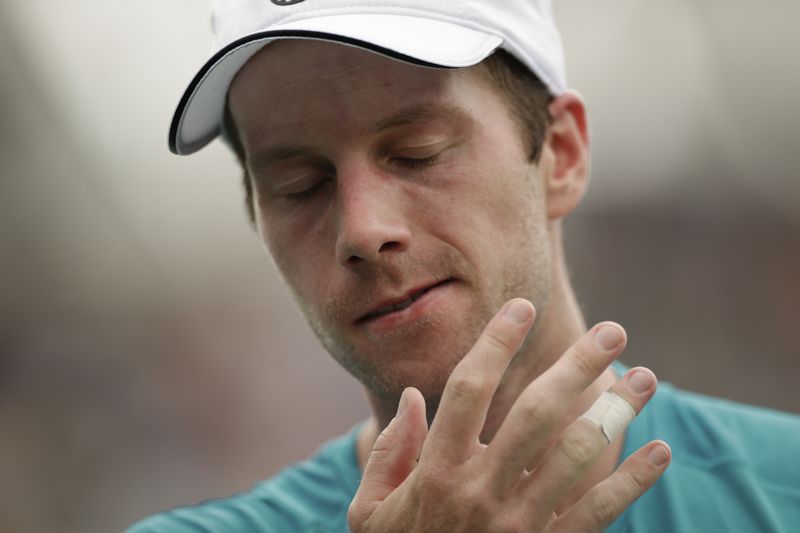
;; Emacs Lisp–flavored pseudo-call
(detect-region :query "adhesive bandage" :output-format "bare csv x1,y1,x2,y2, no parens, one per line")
579,391,636,443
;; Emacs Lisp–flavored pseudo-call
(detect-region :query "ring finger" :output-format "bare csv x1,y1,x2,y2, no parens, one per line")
519,367,657,517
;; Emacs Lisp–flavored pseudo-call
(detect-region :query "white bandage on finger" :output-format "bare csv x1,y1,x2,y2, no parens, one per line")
579,391,636,443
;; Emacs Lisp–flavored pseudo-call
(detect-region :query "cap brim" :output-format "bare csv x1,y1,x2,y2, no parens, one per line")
170,13,503,155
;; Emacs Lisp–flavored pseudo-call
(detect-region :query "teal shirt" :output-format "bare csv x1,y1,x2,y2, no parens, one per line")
127,382,800,532
127,425,362,532
608,382,800,532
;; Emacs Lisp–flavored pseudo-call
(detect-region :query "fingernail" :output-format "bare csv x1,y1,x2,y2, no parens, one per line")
396,388,410,417
623,369,654,394
504,300,532,325
647,443,669,466
595,324,623,351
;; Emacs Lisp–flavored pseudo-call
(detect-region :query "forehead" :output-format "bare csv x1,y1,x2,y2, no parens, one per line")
227,40,494,145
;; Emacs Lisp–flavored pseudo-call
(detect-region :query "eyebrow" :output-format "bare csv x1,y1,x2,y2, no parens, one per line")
372,103,467,133
248,145,316,174
248,102,468,172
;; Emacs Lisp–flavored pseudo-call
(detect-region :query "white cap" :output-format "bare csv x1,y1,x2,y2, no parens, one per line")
170,0,566,155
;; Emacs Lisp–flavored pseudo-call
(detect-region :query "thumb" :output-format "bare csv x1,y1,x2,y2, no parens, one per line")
354,388,428,511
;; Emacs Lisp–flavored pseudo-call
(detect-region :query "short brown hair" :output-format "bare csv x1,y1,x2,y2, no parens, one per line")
223,49,553,225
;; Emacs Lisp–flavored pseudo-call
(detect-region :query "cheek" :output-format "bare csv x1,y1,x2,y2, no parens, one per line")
259,216,335,306
435,162,542,253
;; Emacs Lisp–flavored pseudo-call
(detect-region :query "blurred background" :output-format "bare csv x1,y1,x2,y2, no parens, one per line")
0,0,798,531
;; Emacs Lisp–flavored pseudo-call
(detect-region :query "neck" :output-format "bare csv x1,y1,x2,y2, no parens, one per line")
481,226,587,442
357,225,624,509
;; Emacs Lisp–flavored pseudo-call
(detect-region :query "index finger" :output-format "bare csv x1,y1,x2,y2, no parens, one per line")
421,299,535,466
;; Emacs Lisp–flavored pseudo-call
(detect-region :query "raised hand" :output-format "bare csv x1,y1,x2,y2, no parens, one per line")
349,298,670,532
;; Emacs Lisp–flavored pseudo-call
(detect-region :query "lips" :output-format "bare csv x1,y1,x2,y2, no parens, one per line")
358,278,452,323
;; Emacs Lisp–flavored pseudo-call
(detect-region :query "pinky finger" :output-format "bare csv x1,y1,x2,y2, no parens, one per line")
552,440,671,533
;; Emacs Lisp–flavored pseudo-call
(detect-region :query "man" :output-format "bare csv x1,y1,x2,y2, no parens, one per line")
129,1,800,531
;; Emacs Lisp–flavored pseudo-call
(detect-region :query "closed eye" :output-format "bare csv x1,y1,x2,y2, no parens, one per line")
283,177,333,202
392,154,440,169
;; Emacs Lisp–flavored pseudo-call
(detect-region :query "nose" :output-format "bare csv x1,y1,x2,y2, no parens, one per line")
334,168,411,266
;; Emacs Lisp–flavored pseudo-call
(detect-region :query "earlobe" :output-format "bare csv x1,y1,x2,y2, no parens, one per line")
542,90,590,220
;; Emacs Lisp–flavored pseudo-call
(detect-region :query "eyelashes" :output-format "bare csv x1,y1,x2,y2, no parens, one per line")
391,154,441,169
281,154,444,203
283,177,332,202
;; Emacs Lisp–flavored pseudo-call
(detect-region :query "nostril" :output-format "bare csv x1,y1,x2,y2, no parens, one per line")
345,241,400,266
378,241,401,253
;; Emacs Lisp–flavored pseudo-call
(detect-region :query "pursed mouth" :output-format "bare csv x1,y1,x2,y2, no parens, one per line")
358,278,453,323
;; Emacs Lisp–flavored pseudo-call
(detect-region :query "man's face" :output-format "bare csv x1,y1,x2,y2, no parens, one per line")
228,41,553,404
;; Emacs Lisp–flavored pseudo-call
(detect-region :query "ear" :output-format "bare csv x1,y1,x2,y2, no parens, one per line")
539,90,590,220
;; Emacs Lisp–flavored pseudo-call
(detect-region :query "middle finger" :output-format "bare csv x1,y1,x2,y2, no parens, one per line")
481,322,627,493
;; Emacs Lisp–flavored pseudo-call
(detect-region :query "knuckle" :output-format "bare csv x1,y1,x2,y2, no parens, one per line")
568,345,601,378
483,326,515,354
415,467,449,500
589,491,618,526
560,429,599,465
465,487,493,516
490,511,529,533
515,395,554,429
495,522,526,533
623,467,650,493
447,372,489,403
418,475,494,518
370,431,393,456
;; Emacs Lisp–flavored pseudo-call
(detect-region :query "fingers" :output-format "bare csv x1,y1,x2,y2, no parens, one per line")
520,367,657,511
552,440,671,532
483,322,627,491
611,367,657,407
422,299,535,465
351,387,428,526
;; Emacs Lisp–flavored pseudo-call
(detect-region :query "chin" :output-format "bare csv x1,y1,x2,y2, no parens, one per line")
312,286,499,402
339,323,478,405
